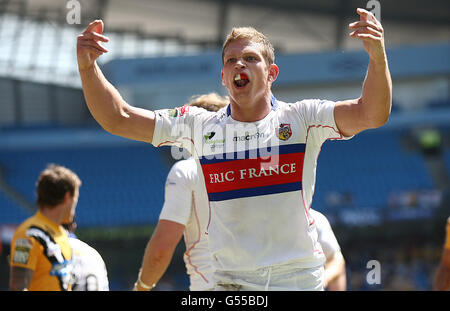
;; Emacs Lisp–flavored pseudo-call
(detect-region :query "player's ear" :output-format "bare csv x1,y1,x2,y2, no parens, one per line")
268,64,279,83
221,69,225,86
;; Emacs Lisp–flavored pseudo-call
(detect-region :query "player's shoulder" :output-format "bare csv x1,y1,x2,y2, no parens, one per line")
13,214,40,237
183,105,224,121
171,157,196,173
286,98,335,109
310,209,330,226
309,209,322,218
69,237,88,249
275,98,325,114
156,105,218,122
69,237,102,257
168,158,197,183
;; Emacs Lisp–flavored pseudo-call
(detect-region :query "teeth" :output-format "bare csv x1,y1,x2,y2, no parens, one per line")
234,73,249,81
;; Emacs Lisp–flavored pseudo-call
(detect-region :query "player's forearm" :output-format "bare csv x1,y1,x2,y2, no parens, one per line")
140,256,171,288
136,243,175,290
79,62,129,134
359,58,392,128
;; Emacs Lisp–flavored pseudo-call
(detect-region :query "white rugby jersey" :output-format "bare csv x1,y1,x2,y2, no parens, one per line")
159,158,214,291
152,95,350,271
69,238,109,291
309,209,341,259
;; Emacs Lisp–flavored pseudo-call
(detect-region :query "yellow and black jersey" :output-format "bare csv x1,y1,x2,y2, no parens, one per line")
10,211,73,291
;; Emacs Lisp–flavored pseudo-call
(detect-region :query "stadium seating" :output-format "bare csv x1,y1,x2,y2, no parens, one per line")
0,143,172,227
444,149,450,175
0,188,31,224
314,129,435,213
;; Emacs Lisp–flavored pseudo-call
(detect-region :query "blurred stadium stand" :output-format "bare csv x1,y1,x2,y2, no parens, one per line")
0,130,174,227
0,0,449,291
0,188,30,223
315,130,435,212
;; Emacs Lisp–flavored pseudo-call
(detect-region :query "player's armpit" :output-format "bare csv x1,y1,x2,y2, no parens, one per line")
9,266,33,291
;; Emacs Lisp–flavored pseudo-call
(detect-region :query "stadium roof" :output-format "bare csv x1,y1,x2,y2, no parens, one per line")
3,0,449,52
1,0,449,85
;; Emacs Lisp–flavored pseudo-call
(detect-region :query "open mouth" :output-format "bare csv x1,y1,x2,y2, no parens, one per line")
234,73,250,88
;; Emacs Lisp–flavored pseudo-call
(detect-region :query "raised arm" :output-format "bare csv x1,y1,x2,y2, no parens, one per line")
334,8,392,137
77,20,155,143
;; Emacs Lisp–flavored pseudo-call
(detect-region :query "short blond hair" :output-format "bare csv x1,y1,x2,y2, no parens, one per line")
188,93,229,112
222,27,275,66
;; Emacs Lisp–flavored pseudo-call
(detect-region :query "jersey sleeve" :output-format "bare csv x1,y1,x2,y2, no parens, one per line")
10,233,41,271
158,160,194,226
294,99,353,146
313,211,341,258
151,105,209,150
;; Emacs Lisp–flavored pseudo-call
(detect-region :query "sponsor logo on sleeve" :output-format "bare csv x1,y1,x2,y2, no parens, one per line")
168,108,179,117
13,238,32,264
167,105,190,118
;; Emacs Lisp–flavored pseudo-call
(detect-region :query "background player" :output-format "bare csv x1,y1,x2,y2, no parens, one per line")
63,221,110,291
9,164,81,291
134,93,228,291
309,209,347,291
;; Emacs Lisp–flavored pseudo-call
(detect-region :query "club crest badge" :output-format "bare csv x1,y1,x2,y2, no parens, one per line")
278,123,292,141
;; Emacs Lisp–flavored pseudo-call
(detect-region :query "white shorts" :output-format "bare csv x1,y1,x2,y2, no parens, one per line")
213,264,324,291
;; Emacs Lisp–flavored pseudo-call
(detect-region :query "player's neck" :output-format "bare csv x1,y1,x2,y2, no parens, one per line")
230,92,272,122
39,205,65,226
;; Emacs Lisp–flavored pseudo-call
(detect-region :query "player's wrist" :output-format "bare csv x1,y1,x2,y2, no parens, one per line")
134,270,156,291
368,53,388,69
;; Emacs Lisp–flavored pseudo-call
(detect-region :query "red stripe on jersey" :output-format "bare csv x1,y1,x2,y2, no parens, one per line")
201,152,304,194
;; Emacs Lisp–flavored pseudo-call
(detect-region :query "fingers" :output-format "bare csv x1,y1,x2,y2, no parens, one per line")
349,26,382,42
356,8,380,25
78,45,104,57
349,22,382,39
78,38,109,53
350,8,383,42
84,31,109,42
349,32,380,42
83,19,104,35
77,20,109,54
349,20,382,33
